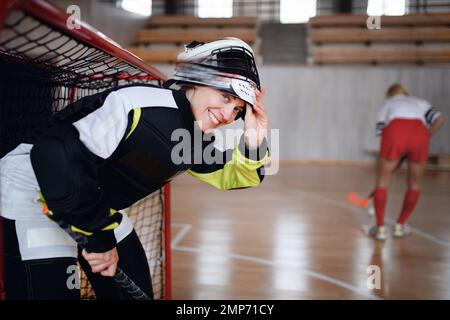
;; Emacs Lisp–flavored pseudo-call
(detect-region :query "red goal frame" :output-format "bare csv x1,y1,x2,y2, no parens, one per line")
0,0,171,300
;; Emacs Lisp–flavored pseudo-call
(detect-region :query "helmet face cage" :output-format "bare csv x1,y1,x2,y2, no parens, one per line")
208,46,260,89
172,40,260,120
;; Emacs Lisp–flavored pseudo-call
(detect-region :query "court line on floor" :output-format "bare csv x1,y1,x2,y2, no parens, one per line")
171,223,381,300
262,186,450,248
171,223,192,248
294,189,450,248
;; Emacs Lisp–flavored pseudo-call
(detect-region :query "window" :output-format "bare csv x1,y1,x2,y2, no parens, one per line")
198,0,233,18
119,0,152,17
280,0,317,23
367,0,407,16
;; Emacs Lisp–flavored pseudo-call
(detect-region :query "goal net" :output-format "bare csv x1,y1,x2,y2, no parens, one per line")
0,0,171,299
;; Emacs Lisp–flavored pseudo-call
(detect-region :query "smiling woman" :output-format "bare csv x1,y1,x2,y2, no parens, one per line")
166,38,268,149
186,87,246,133
0,31,269,300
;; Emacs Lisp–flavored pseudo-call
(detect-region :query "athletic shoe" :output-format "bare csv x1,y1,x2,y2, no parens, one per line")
393,224,412,238
369,226,387,240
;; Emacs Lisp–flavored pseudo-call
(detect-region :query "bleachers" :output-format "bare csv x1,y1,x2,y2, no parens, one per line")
311,27,450,43
309,13,450,64
310,13,450,27
314,46,450,64
128,16,259,64
146,15,258,27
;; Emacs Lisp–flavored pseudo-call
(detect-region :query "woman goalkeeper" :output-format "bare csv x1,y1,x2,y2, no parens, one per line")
0,38,269,299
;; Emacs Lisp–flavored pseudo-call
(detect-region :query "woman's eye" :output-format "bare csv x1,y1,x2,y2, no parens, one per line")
234,106,244,113
222,95,231,103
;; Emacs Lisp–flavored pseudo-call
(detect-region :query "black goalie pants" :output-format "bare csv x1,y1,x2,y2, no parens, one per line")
1,217,153,300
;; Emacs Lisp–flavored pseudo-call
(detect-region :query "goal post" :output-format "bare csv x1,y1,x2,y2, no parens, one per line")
0,0,171,300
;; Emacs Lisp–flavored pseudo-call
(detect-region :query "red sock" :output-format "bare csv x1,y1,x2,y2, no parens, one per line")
397,189,420,225
374,188,387,227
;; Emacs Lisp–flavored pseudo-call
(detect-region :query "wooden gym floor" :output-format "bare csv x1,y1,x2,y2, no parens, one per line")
170,163,450,299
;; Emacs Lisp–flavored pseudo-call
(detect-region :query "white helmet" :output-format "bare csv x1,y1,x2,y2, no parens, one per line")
169,37,260,119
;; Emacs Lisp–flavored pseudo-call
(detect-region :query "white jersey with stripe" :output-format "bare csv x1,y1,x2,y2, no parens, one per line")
376,95,442,136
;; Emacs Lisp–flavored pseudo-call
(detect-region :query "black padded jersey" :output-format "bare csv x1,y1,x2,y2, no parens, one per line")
30,84,268,252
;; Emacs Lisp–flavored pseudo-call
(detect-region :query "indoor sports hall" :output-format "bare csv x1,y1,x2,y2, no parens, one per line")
1,0,449,300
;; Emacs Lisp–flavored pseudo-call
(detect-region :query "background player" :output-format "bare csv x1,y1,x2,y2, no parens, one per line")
369,83,445,240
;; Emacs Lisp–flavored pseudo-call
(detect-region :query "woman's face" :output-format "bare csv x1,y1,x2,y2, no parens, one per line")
186,86,246,133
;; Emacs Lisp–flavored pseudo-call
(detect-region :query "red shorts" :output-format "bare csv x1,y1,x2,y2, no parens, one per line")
380,119,430,163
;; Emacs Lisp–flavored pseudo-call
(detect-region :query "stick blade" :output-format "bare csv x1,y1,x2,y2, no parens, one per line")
347,192,370,209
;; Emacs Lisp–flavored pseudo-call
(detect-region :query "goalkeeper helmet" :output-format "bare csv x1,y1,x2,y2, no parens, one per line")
169,37,260,119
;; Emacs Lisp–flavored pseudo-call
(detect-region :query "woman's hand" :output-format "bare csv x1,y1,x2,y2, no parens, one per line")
244,87,269,149
429,115,445,136
82,247,119,277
